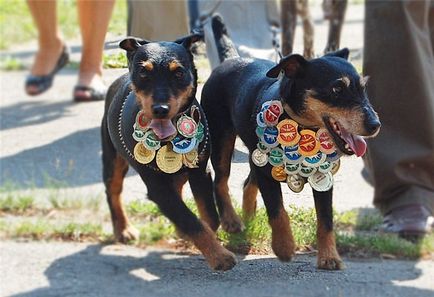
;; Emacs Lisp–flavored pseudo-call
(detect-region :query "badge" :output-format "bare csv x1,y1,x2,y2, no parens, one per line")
256,112,267,128
256,126,265,139
308,172,333,192
195,122,205,143
262,126,279,148
132,129,146,142
286,174,305,193
330,160,341,175
134,142,155,164
283,145,303,164
171,134,197,154
143,130,161,151
156,145,183,174
318,161,332,173
268,147,284,166
261,100,271,112
252,149,268,167
317,128,335,154
276,119,300,146
284,162,301,175
326,151,341,162
257,141,270,153
271,165,287,182
183,149,199,168
298,129,320,157
264,100,283,126
302,151,326,167
299,165,317,177
135,110,150,130
177,115,197,138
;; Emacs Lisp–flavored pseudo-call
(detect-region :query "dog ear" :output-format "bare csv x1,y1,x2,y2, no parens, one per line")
119,37,150,52
266,54,307,78
325,48,350,60
174,31,203,49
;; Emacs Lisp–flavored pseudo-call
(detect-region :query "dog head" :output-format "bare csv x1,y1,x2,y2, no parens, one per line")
267,48,381,156
119,33,202,140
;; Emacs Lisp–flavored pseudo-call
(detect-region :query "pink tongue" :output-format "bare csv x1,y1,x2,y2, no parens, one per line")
148,119,177,140
339,125,367,157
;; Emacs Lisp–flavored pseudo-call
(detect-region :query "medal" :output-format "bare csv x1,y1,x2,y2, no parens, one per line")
183,149,199,168
143,130,161,151
177,115,197,138
308,171,333,192
298,129,320,157
252,148,268,167
317,128,335,154
326,151,341,162
302,151,326,167
318,161,332,173
262,126,279,148
256,126,265,139
299,165,317,177
284,162,301,175
171,134,197,154
277,119,300,146
135,110,150,130
330,160,341,175
132,129,146,142
283,145,303,164
195,122,205,142
257,141,270,153
256,112,267,128
264,100,283,126
286,174,305,193
156,144,183,173
134,142,155,164
271,165,287,182
268,147,284,166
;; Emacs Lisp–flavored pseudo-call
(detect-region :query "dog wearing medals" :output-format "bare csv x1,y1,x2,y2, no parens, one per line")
101,33,239,270
201,16,381,270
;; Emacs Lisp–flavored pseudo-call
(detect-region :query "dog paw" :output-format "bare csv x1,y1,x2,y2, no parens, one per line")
208,249,237,271
221,213,245,233
317,256,345,270
115,225,139,243
272,238,295,262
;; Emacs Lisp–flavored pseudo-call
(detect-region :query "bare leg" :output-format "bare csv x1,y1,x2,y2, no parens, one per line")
75,0,115,98
26,0,64,93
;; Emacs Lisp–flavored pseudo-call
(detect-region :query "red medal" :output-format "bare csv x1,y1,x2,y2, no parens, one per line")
277,119,300,146
316,128,335,154
298,129,320,156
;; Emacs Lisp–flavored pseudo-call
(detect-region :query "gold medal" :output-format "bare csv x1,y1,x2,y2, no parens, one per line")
298,129,320,157
134,142,155,164
276,119,300,146
330,160,341,175
271,165,287,182
183,149,199,168
156,144,183,173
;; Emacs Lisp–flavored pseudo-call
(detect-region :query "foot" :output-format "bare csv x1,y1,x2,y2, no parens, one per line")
380,204,434,239
73,72,107,102
317,255,345,270
221,211,245,233
114,224,139,243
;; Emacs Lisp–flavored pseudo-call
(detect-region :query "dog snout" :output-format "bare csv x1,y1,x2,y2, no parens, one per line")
363,105,381,136
152,104,170,118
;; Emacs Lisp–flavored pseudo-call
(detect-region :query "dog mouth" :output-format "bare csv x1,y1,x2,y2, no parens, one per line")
323,116,367,157
148,119,177,140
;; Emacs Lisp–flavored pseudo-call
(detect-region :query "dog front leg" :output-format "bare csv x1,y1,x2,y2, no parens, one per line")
312,188,344,270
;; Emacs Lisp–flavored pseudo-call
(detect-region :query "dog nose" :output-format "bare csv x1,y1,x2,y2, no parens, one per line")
366,119,381,135
152,104,170,118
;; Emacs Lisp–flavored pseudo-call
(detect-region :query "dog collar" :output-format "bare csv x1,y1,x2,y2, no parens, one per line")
252,99,342,193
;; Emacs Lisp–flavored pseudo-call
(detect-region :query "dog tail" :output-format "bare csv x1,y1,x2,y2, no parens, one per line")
211,15,239,63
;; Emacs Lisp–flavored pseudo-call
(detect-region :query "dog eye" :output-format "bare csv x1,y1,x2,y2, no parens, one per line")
332,86,342,94
138,67,149,78
174,69,185,79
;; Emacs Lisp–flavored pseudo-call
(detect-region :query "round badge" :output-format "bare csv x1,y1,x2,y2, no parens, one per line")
256,126,265,139
264,100,283,126
257,141,270,153
330,160,341,175
183,149,199,168
195,122,205,143
134,142,155,164
252,148,268,167
284,162,301,175
132,129,146,142
317,128,335,154
256,112,266,128
177,115,198,138
135,110,150,130
326,151,341,162
302,151,327,167
299,165,317,177
286,174,305,193
283,145,303,164
171,134,197,154
318,161,332,173
276,119,301,146
262,126,279,148
261,100,271,112
271,165,287,182
298,129,320,157
268,147,284,166
156,145,183,174
308,172,333,192
143,130,161,151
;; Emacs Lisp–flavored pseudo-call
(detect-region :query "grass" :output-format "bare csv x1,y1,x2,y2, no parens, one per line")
0,193,433,259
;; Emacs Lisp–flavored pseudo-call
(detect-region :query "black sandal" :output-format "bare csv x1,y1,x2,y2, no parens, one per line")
25,46,70,96
73,85,107,102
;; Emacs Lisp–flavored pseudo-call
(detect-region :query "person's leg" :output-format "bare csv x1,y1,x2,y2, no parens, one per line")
26,0,65,94
75,0,115,100
363,0,434,235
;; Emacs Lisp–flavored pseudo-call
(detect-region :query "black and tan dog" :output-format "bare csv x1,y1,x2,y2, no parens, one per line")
202,16,380,270
101,33,240,270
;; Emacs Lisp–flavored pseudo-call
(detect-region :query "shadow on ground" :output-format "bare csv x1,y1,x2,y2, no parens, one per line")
11,244,432,297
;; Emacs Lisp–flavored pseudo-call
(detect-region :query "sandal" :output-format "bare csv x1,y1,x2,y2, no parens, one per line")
25,46,70,96
73,84,107,102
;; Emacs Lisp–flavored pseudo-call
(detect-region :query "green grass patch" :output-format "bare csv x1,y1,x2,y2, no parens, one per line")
0,195,35,214
103,52,128,69
0,56,26,71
